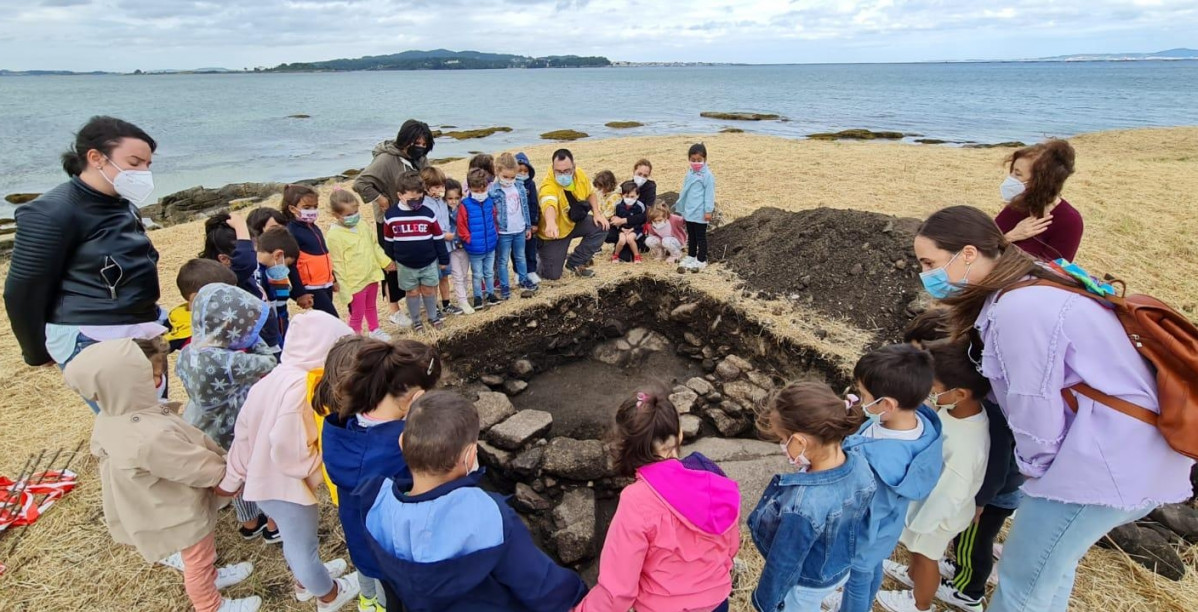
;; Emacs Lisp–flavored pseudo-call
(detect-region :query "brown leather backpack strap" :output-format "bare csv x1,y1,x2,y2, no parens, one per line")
1063,383,1159,426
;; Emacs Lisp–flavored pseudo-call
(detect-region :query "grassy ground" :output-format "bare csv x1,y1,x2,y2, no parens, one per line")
2,127,1197,610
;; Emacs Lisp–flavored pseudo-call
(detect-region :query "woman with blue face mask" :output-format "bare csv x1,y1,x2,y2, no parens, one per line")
4,116,165,412
913,205,1192,612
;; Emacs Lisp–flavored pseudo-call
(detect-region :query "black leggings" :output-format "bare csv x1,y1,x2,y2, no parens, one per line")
377,222,404,304
308,287,339,318
686,221,709,262
949,504,1016,600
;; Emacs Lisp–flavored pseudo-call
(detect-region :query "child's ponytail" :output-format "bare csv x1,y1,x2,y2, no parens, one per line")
311,335,369,417
759,381,865,445
611,385,680,477
334,338,441,419
199,211,237,260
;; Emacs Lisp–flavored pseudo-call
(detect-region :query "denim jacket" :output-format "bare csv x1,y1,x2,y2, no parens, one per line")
488,181,530,234
748,450,877,611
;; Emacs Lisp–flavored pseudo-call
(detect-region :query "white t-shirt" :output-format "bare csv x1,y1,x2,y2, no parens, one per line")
502,185,525,234
862,418,925,441
905,407,990,536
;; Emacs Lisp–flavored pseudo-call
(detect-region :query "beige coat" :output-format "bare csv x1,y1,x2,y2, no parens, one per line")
65,339,227,563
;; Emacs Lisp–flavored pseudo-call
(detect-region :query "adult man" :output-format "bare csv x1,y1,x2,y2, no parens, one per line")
536,149,609,280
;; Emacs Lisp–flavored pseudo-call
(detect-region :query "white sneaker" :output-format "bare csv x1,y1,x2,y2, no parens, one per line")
876,589,924,612
692,260,708,272
458,299,475,315
527,272,541,285
821,588,843,612
942,557,998,587
368,328,392,342
215,562,254,590
218,596,262,612
388,311,412,328
993,543,1003,559
935,582,985,612
316,574,361,612
295,559,349,601
883,559,914,588
157,552,184,571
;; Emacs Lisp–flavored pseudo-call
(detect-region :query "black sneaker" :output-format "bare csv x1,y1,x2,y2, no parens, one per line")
238,514,268,540
431,318,445,330
486,294,501,305
473,296,485,309
499,292,511,301
261,526,282,544
444,304,464,316
566,263,595,278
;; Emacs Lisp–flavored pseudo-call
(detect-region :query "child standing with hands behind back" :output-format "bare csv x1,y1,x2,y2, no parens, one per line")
674,143,716,273
749,382,876,612
325,187,394,340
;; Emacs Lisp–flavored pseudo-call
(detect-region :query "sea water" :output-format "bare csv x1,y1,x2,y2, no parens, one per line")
1,62,1196,215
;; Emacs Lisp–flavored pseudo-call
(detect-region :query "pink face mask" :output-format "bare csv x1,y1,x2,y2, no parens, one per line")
690,162,705,172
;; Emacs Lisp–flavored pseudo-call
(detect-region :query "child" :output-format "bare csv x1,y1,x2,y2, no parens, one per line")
247,207,287,239
255,227,300,343
878,341,990,612
321,338,441,612
576,388,740,612
457,168,500,310
382,170,450,331
65,339,261,612
608,180,647,264
177,283,279,542
592,169,620,222
202,212,283,353
515,152,542,284
443,179,475,315
420,167,463,316
749,382,876,612
675,143,716,273
467,153,496,185
281,184,339,318
644,206,687,264
219,311,360,611
326,187,395,340
631,158,657,209
365,391,588,611
168,258,238,352
833,344,943,612
490,152,538,299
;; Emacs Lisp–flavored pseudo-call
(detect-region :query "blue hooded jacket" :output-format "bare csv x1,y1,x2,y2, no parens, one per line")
365,471,587,612
458,195,499,256
842,404,944,567
515,152,540,227
321,413,410,581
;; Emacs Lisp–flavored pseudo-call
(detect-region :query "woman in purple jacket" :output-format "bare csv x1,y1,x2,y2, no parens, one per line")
912,205,1192,612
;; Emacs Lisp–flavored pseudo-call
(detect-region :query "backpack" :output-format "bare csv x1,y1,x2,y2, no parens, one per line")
1003,278,1198,459
562,189,592,224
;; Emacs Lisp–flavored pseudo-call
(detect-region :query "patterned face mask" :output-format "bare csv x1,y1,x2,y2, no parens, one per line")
190,283,269,351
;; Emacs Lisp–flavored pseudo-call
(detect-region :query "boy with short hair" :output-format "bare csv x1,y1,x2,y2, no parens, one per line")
255,227,300,343
442,179,475,315
365,391,588,611
833,344,944,612
457,169,501,310
383,170,450,331
608,180,647,264
878,341,990,612
420,166,463,316
168,259,238,351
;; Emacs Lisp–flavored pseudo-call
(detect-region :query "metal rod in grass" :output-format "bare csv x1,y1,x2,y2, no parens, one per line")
0,454,38,525
5,442,85,556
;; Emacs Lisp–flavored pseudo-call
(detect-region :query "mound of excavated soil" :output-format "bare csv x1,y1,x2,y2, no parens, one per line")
709,207,924,344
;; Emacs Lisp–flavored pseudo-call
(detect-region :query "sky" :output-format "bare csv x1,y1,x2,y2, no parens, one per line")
1,0,1195,72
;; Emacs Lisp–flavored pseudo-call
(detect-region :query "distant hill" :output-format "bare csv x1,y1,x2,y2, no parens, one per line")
267,49,611,72
1036,48,1198,61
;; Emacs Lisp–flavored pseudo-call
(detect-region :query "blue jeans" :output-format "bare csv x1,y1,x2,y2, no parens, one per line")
57,332,101,413
497,232,529,293
989,495,1152,612
841,562,884,612
469,251,496,299
784,575,848,611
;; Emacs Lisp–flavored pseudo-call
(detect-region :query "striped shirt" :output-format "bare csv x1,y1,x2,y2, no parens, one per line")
382,204,450,269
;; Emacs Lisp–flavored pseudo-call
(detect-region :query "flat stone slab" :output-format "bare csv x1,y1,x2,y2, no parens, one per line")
487,409,553,451
475,392,516,432
542,437,610,481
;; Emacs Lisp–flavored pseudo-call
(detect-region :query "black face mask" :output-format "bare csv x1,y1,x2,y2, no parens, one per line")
408,145,428,160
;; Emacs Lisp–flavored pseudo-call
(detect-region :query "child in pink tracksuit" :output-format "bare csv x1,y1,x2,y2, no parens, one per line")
574,388,741,612
644,206,688,264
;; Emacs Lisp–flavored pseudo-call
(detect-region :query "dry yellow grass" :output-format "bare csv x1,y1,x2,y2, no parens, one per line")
1,127,1196,611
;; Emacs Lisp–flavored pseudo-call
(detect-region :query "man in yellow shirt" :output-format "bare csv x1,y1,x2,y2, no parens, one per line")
536,149,610,280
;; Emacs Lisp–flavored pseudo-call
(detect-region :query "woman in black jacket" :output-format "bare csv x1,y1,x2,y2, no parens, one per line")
4,116,164,410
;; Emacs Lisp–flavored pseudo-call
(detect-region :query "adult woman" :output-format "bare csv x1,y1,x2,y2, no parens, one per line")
994,139,1083,262
913,205,1192,612
4,116,164,410
353,119,436,327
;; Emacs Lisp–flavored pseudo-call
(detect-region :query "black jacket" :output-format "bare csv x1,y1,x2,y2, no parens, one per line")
4,178,161,365
974,398,1025,507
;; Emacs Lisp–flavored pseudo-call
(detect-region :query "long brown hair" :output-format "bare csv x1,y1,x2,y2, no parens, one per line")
610,385,679,477
917,205,1077,338
1007,139,1075,217
311,335,369,417
759,381,864,444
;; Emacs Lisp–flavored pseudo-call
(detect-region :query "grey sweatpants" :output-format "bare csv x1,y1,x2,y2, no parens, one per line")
257,499,333,597
537,215,606,280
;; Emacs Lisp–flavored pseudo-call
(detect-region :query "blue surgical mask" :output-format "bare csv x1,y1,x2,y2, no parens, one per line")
555,173,574,188
516,173,530,182
919,251,963,299
265,264,290,281
861,397,887,425
341,212,361,227
1000,175,1026,203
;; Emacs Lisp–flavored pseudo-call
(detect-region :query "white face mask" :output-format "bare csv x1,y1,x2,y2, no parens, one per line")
633,175,647,187
928,390,958,412
102,158,155,205
780,435,811,472
1000,175,1026,203
623,197,637,206
651,220,668,230
471,191,488,202
466,445,480,475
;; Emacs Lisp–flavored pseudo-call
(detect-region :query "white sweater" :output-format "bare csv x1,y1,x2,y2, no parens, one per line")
904,407,990,536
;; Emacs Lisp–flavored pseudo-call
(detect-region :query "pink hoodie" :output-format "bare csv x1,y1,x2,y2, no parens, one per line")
575,456,741,612
219,311,352,505
645,213,688,244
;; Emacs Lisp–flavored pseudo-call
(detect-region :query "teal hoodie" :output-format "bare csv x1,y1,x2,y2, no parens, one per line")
842,404,944,566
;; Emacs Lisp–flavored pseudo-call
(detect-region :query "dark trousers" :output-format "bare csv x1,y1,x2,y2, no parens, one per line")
950,505,1016,600
376,222,404,304
686,221,709,262
525,235,540,273
308,287,339,318
537,215,606,280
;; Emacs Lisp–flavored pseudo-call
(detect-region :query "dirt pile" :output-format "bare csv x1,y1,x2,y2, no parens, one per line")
709,207,925,344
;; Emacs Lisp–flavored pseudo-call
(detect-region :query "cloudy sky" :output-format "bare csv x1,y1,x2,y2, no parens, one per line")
2,0,1195,71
